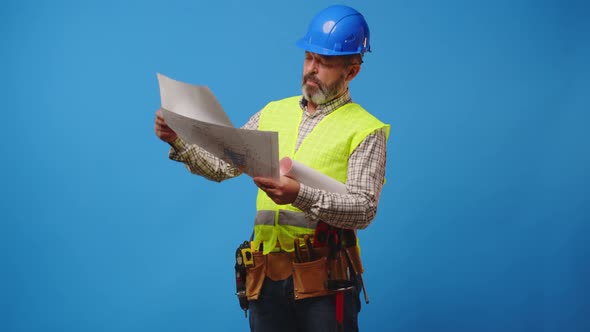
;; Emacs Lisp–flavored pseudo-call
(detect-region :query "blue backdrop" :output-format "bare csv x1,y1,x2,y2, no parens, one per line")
2,0,589,331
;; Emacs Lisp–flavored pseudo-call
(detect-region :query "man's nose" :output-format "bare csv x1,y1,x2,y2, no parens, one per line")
307,60,319,74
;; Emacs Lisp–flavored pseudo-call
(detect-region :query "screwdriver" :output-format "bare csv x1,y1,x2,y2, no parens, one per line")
304,234,315,261
293,238,303,263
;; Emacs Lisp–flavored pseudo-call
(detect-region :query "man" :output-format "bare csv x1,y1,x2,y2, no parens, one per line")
154,5,389,332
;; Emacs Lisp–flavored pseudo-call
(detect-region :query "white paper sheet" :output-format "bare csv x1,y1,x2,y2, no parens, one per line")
280,157,347,194
158,73,233,127
157,73,279,179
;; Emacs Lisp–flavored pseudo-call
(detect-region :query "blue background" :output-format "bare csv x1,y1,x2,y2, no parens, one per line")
2,0,589,331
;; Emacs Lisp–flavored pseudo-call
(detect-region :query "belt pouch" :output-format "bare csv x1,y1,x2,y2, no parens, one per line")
292,256,332,300
265,252,293,281
245,252,265,301
328,253,350,281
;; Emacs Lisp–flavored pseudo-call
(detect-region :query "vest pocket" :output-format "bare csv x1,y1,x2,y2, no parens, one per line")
292,256,331,299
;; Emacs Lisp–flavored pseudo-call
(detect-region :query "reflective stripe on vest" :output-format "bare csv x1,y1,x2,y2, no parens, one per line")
252,96,390,254
255,209,317,229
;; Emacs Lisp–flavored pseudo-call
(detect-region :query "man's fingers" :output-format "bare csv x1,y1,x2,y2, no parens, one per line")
155,110,169,124
155,115,167,126
156,118,169,128
155,110,176,132
155,121,170,132
154,109,178,143
254,177,275,190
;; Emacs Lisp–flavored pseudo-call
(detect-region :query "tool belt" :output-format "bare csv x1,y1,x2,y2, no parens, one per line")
244,238,364,301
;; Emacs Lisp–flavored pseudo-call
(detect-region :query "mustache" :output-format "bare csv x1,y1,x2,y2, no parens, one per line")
303,73,324,91
303,73,322,86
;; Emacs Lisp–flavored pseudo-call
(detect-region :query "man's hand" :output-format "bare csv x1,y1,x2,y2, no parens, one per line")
253,175,301,205
154,109,178,143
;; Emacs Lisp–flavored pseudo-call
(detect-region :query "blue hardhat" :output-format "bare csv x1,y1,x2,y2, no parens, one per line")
296,5,371,56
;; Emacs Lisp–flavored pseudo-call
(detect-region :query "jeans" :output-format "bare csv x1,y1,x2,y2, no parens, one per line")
248,277,361,332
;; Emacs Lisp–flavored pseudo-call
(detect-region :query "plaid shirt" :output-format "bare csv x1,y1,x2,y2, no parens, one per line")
169,90,387,229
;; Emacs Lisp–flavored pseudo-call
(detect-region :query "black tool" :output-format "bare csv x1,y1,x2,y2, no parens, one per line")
303,234,315,261
293,238,303,263
235,241,251,317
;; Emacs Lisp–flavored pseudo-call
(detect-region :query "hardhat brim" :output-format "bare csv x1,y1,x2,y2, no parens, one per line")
296,38,370,56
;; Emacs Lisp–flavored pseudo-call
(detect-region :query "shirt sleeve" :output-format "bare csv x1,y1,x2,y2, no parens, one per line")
291,128,388,230
167,111,262,182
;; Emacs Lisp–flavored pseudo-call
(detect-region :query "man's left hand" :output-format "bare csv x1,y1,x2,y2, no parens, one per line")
253,176,301,205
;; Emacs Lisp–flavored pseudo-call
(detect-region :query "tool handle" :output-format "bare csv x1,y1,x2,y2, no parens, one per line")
303,235,315,261
293,238,303,263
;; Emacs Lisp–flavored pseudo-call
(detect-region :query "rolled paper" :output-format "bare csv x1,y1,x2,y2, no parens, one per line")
280,157,347,194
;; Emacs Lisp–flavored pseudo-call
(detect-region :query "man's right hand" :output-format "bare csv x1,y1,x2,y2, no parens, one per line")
154,109,178,143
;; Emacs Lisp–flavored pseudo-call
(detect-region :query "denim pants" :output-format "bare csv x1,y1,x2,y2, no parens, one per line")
248,277,361,332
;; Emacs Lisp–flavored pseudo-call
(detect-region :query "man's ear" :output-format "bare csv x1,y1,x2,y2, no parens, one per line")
346,64,361,81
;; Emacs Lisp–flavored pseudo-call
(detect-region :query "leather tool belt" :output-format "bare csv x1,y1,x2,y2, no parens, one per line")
245,244,364,301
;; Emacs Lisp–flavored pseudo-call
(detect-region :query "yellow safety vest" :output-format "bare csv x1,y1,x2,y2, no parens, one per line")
253,96,390,254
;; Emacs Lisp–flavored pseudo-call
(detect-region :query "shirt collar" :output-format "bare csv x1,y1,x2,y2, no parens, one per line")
299,90,352,117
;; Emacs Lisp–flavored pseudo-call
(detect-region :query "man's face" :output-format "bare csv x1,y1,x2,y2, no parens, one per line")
301,52,351,105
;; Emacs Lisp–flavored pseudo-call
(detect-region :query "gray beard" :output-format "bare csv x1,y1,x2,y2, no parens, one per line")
301,75,346,105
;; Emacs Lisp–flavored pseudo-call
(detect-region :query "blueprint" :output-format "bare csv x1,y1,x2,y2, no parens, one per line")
157,73,280,179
